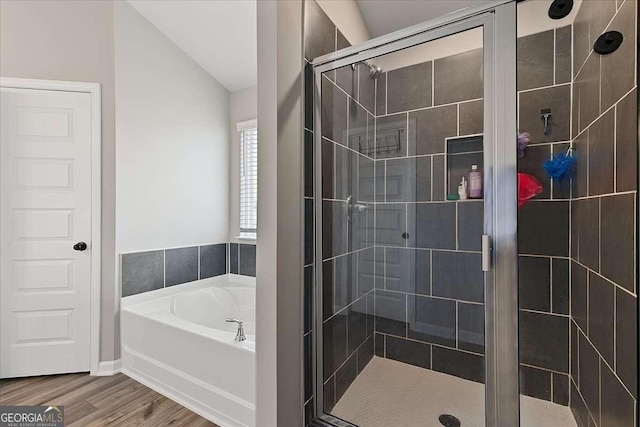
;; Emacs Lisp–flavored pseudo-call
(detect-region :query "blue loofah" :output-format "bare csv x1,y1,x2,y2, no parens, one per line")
543,151,577,189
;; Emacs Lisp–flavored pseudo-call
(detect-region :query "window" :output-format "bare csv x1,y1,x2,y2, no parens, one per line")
238,120,258,236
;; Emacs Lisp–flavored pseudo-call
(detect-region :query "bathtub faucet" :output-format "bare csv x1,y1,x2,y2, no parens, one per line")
225,319,246,342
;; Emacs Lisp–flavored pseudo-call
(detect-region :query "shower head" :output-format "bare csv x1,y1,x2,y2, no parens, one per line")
351,61,384,79
368,64,383,79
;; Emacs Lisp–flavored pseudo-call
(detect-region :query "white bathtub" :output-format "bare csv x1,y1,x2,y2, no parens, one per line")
121,274,256,427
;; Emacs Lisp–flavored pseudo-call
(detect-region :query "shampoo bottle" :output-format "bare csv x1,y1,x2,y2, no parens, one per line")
469,164,482,199
458,177,468,200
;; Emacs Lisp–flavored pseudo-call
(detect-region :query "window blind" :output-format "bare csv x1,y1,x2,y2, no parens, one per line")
239,123,258,234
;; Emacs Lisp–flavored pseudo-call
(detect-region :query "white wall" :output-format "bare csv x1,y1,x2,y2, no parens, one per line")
517,0,582,37
115,2,230,254
316,0,371,45
256,1,304,424
256,2,278,425
0,0,119,361
229,85,258,243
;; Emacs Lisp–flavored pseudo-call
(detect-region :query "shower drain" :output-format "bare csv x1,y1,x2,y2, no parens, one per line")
438,414,461,427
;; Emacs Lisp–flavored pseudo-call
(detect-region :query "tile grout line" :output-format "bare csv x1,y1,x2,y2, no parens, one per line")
573,86,636,141
519,81,572,95
374,73,378,116
549,144,555,200
385,72,388,115
613,104,617,193
383,247,386,291
322,134,375,162
383,330,386,358
573,7,621,80
404,202,408,249
431,61,435,107
429,344,433,370
586,269,590,337
573,250,637,298
635,193,637,295
573,319,637,401
553,28,557,86
551,370,555,403
405,112,409,157
613,283,617,373
598,198,601,275
520,307,570,318
571,189,637,201
455,301,459,349
456,102,460,136
379,331,485,358
378,97,484,118
550,258,554,313
405,293,408,339
455,202,459,251
324,72,375,119
598,356,602,426
430,250,433,296
430,155,434,202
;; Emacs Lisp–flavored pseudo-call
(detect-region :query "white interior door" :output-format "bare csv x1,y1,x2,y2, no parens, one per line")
1,87,93,378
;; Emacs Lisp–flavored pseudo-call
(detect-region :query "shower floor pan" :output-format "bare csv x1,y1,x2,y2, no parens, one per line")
331,357,576,427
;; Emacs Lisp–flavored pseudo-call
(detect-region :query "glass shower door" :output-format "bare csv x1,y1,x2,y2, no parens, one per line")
312,4,517,426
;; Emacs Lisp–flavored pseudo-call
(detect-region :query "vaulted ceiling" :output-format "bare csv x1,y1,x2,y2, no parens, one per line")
127,0,257,92
356,0,481,37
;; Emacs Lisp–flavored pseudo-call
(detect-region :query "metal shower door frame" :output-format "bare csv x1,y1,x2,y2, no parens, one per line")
311,1,518,426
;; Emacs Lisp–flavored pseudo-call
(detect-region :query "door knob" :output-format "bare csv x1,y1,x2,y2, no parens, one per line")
73,242,88,251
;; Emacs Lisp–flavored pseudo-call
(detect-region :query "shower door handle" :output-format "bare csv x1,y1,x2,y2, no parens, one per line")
482,235,491,272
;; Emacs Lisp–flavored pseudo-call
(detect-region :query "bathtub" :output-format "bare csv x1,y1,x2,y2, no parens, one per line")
121,274,255,427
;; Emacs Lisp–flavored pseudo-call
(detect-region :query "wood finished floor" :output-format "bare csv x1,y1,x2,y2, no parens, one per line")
0,373,218,426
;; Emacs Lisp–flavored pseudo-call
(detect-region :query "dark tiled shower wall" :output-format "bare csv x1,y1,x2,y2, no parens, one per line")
121,242,257,297
568,1,638,426
302,1,635,423
516,26,573,405
303,0,379,420
319,50,377,414
369,48,488,385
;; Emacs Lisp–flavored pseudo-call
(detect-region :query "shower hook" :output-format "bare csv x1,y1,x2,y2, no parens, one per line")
564,140,575,156
540,109,552,136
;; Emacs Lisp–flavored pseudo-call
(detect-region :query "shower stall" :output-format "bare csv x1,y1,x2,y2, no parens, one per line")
303,0,638,426
311,3,518,425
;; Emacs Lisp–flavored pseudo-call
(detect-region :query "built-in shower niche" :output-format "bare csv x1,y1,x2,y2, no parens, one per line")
446,135,483,197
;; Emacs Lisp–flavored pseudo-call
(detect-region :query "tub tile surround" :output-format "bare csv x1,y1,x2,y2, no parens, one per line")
121,242,257,297
568,1,638,426
231,242,257,277
121,250,164,297
165,247,199,286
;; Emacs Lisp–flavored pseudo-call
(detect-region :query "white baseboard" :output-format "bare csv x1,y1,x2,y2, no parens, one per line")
96,359,122,376
121,365,249,427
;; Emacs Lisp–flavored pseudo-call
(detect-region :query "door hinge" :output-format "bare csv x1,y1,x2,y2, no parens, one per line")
482,235,491,272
